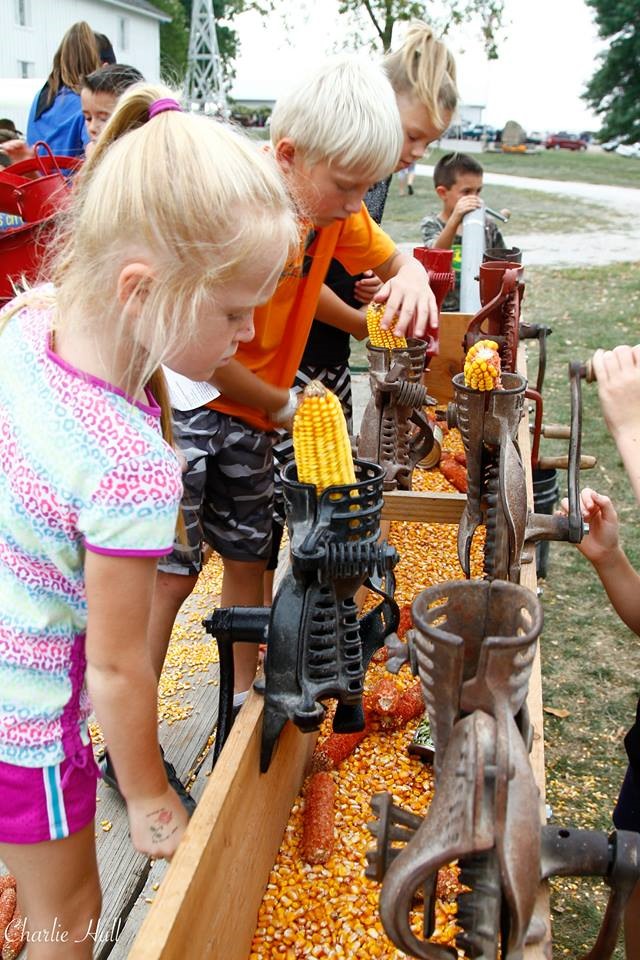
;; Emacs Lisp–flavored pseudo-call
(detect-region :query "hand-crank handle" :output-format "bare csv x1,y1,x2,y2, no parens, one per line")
574,357,597,383
566,362,585,542
203,607,270,768
538,454,597,471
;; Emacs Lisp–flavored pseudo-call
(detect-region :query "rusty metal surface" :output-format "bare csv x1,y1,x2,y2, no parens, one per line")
448,366,586,581
357,338,436,491
368,579,640,959
463,262,525,374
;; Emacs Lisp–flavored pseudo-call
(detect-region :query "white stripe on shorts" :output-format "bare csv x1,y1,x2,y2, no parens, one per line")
42,762,69,840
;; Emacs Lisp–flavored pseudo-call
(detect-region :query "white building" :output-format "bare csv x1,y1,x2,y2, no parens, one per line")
1,0,169,130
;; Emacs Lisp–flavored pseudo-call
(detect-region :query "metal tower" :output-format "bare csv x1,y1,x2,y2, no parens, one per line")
183,0,227,115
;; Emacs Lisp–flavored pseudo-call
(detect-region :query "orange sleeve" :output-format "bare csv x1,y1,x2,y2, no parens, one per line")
332,204,396,275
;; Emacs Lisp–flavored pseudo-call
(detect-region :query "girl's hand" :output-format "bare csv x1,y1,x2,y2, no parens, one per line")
353,270,382,306
592,345,640,442
558,487,620,566
128,786,189,860
374,259,438,340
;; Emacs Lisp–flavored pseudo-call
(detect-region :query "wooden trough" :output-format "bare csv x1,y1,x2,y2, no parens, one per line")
127,314,551,959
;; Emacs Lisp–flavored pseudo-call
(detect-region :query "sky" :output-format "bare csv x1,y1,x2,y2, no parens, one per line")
230,0,606,135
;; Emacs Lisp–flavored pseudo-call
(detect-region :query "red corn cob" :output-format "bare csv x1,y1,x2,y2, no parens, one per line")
395,682,425,724
440,457,468,493
0,889,17,952
371,645,389,663
302,772,336,864
310,725,370,772
397,604,413,639
363,678,402,722
2,910,25,960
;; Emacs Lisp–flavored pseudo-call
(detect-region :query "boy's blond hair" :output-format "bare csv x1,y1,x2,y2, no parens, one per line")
45,83,297,400
270,57,403,181
384,21,458,132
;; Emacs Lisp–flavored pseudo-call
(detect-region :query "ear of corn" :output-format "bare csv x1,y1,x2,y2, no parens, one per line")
366,303,407,350
292,381,356,495
463,339,502,391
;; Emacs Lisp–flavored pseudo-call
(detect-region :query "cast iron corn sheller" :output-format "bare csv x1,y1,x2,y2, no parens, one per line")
357,337,437,491
367,579,640,960
447,362,589,582
204,459,399,772
463,259,556,447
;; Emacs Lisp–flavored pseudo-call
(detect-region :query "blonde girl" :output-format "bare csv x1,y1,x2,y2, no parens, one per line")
0,84,297,957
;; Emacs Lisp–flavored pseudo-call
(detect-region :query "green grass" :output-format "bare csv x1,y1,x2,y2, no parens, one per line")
428,145,640,188
380,172,622,246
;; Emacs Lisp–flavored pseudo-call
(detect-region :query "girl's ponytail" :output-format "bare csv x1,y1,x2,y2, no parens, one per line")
384,21,458,130
81,83,162,173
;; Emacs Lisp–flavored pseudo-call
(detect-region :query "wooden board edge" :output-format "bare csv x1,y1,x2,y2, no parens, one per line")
128,691,317,960
382,489,466,524
518,343,552,958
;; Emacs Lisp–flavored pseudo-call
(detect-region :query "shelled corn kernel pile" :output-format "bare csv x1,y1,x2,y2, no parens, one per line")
250,425,484,960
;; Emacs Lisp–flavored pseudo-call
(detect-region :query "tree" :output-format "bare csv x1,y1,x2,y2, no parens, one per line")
336,0,506,56
152,0,190,82
583,0,640,144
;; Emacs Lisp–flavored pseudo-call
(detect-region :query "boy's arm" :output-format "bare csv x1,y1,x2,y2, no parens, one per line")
211,359,290,417
373,249,437,339
314,284,368,339
593,346,640,506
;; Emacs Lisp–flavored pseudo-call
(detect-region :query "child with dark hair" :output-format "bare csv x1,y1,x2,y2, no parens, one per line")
420,151,506,310
81,64,145,146
2,23,118,164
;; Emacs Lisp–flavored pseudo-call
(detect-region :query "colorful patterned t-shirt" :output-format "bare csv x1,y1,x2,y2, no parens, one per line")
0,292,183,768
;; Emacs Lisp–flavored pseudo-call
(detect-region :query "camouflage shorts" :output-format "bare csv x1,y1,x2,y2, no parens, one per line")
159,407,276,575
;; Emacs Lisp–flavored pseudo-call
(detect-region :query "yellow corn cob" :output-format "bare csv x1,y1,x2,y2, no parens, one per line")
464,339,502,391
366,303,407,350
293,381,356,495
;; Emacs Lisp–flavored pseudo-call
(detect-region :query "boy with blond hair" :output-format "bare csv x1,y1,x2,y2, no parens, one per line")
144,57,437,769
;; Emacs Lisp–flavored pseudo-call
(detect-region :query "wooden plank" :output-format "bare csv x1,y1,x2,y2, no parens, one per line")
106,746,221,960
128,692,317,960
425,312,469,403
382,489,466,524
518,343,552,958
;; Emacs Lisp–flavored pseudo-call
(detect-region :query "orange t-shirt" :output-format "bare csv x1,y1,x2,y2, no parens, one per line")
208,204,396,431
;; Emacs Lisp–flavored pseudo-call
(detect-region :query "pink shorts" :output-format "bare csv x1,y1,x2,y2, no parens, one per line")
0,742,99,844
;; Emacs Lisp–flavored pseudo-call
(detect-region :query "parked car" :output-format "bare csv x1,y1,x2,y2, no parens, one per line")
526,130,545,146
601,137,621,152
466,124,497,141
545,132,588,151
615,142,640,159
